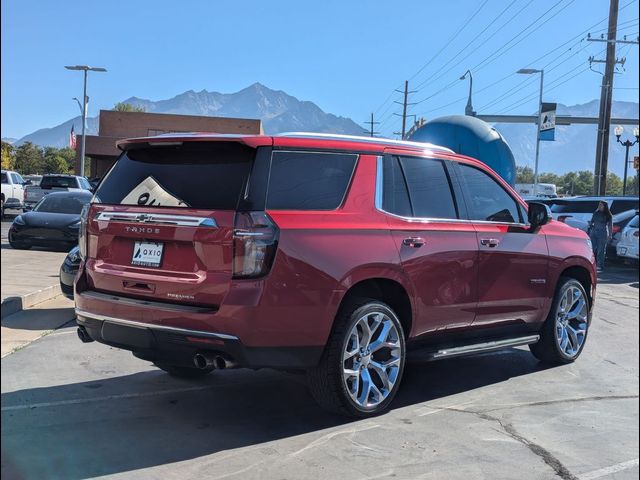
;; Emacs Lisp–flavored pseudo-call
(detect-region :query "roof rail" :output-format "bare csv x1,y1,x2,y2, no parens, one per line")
277,132,454,153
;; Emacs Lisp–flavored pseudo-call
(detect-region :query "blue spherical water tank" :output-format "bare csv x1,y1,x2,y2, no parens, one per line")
408,115,516,185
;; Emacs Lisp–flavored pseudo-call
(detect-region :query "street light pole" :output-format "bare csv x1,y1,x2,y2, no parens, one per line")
65,65,107,177
460,70,476,116
517,68,544,195
614,126,640,195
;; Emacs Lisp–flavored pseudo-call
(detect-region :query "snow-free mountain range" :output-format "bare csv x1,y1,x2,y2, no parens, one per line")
12,82,639,176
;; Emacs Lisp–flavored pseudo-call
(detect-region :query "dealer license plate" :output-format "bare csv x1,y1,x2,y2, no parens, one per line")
131,241,164,267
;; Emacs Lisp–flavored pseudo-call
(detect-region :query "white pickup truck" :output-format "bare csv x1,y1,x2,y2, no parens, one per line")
1,169,28,217
24,174,93,210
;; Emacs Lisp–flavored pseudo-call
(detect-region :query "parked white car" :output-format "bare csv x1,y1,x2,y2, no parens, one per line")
616,215,639,262
1,169,28,216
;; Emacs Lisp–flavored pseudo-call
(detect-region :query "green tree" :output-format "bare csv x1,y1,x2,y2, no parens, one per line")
516,165,534,184
113,102,146,113
13,142,44,174
43,155,69,174
605,172,624,196
57,147,77,173
1,141,14,170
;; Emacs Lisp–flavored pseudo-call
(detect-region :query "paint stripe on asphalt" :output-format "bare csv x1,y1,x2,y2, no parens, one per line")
578,458,639,480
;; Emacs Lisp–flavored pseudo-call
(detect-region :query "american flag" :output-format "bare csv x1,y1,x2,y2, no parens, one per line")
70,125,77,149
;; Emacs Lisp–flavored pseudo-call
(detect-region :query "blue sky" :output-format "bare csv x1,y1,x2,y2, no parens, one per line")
1,0,638,139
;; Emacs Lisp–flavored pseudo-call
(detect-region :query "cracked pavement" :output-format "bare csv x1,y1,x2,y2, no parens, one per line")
1,266,638,480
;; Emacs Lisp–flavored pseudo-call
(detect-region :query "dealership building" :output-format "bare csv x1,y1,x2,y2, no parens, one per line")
75,110,263,177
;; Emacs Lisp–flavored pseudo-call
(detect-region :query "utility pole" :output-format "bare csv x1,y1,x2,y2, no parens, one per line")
363,113,380,137
591,0,620,196
393,81,416,139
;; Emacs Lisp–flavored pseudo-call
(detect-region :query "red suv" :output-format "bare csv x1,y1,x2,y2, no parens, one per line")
75,133,596,417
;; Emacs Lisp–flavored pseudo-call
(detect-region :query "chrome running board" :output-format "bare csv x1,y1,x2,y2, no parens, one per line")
429,335,540,360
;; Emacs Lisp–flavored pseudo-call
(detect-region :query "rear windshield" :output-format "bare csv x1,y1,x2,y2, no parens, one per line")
34,195,89,214
550,201,601,214
41,176,78,189
611,199,639,214
94,142,254,209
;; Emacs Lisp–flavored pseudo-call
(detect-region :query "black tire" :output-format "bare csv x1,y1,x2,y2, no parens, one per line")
154,362,213,379
307,298,406,417
530,277,591,364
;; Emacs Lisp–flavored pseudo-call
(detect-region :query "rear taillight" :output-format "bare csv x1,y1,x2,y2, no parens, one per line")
78,203,90,260
232,211,279,278
612,225,621,234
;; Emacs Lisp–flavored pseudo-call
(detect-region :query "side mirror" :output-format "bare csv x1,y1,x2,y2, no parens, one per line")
528,202,552,229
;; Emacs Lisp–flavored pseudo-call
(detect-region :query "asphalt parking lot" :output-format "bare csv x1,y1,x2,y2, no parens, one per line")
1,219,638,480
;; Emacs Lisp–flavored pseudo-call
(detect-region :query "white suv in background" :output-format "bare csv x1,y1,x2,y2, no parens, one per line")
1,169,27,217
550,196,639,232
616,215,639,262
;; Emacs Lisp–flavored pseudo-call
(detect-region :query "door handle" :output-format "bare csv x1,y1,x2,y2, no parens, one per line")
403,237,425,248
480,238,500,248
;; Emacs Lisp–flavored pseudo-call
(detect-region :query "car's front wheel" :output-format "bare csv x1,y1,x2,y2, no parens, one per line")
530,277,591,364
307,298,406,417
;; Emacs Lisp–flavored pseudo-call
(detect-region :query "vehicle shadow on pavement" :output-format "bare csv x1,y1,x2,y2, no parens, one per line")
597,264,639,286
1,347,550,480
1,306,75,331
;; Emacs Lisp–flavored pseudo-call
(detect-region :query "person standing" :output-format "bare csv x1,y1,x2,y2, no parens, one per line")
588,201,613,272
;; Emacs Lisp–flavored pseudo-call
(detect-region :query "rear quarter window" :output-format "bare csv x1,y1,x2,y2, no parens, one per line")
266,151,357,210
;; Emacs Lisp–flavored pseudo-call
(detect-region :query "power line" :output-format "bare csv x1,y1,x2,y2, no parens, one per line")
413,0,571,107
413,0,526,92
408,0,490,82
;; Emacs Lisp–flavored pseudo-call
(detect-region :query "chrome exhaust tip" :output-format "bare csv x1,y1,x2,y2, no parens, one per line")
193,352,216,370
214,355,238,370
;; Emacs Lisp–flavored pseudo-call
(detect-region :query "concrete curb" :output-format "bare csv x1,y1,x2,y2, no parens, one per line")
1,285,63,318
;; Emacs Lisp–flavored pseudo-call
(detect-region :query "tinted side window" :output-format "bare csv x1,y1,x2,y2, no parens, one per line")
1,172,8,184
611,199,639,214
458,164,521,223
267,151,357,210
382,156,412,217
399,156,457,219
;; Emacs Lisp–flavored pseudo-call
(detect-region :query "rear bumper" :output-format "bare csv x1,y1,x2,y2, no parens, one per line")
3,198,23,209
75,308,322,370
10,227,78,248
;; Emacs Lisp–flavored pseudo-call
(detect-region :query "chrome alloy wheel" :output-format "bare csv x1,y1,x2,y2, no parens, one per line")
342,311,403,409
555,285,589,358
